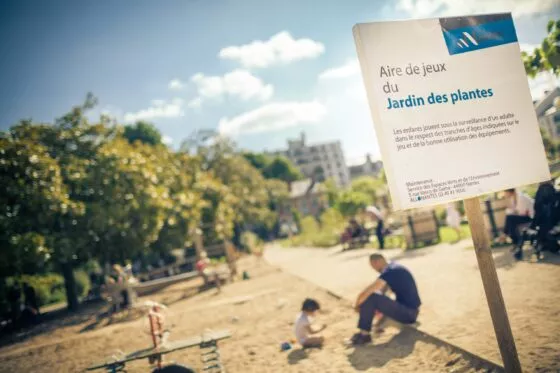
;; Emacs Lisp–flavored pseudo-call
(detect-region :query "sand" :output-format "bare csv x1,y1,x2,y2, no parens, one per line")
266,242,560,372
0,257,499,373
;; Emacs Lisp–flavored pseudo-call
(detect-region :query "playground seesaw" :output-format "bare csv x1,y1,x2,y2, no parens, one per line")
86,302,231,373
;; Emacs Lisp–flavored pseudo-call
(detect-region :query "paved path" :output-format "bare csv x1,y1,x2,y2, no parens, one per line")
265,241,560,372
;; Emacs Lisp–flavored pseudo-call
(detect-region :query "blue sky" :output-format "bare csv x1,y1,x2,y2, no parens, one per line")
1,0,559,164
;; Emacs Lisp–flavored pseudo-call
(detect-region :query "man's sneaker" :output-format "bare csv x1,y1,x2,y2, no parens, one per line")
351,333,372,346
350,333,362,343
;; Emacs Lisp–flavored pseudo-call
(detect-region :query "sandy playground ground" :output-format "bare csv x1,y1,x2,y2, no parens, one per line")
0,256,503,373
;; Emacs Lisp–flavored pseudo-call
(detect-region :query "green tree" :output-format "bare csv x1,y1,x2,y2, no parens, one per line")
4,95,115,310
335,190,370,217
262,156,303,183
123,121,162,146
189,136,273,241
324,179,340,206
350,176,383,205
242,152,272,171
265,179,289,211
0,137,85,309
523,19,560,77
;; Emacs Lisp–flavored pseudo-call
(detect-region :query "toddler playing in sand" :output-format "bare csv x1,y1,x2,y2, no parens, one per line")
294,298,326,348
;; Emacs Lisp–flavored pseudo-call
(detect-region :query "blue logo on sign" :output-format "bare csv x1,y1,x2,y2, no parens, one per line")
441,15,518,55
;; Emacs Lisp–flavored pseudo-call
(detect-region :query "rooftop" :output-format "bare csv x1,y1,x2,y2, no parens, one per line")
289,178,324,198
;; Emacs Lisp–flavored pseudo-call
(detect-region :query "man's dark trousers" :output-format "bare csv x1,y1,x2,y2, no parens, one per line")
358,293,418,332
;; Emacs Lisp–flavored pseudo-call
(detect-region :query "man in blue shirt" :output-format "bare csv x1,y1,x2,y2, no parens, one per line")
351,253,421,345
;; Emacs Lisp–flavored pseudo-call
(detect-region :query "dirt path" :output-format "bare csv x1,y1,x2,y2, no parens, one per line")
0,257,501,373
265,241,560,372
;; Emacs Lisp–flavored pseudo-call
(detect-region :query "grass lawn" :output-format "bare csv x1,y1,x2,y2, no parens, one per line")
279,223,474,249
439,224,472,243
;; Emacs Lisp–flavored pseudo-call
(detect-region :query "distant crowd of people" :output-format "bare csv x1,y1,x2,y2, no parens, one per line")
500,181,560,259
341,205,387,249
339,180,560,258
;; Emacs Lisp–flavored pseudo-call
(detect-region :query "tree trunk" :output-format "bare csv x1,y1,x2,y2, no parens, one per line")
61,262,79,311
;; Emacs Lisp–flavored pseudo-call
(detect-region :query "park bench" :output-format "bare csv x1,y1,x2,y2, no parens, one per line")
402,210,440,249
341,228,372,251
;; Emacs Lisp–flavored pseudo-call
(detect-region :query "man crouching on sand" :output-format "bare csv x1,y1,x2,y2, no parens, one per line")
350,254,421,345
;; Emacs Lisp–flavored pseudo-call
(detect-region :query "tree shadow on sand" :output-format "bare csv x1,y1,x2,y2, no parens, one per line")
347,327,503,372
490,248,560,270
0,301,103,349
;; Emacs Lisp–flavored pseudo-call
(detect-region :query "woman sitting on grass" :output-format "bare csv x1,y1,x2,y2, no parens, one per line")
294,298,327,348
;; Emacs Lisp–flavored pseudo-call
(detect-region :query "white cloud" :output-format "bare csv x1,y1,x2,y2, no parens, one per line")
218,101,327,136
218,31,325,68
189,69,273,108
519,43,539,54
124,98,185,123
395,0,557,18
168,79,184,90
187,97,203,109
528,72,560,101
319,59,361,80
151,99,166,106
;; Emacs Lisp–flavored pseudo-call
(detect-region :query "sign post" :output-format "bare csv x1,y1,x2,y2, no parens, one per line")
353,13,550,372
464,198,521,372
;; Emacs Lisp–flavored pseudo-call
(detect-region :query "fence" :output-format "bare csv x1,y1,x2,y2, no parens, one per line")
138,229,238,282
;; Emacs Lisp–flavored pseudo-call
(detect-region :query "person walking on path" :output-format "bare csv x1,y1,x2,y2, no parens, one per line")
350,254,421,345
365,206,385,250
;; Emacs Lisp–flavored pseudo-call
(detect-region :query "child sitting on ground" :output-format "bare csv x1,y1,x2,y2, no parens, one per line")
294,298,326,348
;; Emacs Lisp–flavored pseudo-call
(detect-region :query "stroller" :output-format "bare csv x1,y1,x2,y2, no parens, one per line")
514,182,560,260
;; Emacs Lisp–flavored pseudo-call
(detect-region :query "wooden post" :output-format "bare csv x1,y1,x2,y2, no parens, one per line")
224,239,238,279
193,228,204,260
463,197,522,373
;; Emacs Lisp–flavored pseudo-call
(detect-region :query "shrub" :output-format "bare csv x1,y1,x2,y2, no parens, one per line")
283,211,345,248
74,270,91,299
240,231,263,254
300,216,319,236
19,273,65,307
320,208,344,229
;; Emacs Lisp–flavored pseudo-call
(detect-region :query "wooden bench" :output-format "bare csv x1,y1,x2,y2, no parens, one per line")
401,210,440,249
341,230,372,251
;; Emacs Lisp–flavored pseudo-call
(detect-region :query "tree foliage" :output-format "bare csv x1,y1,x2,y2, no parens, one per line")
123,121,163,146
335,190,371,217
523,19,560,77
242,152,303,183
0,96,209,310
350,176,383,204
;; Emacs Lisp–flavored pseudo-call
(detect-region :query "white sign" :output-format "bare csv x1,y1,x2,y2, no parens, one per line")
353,13,550,210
